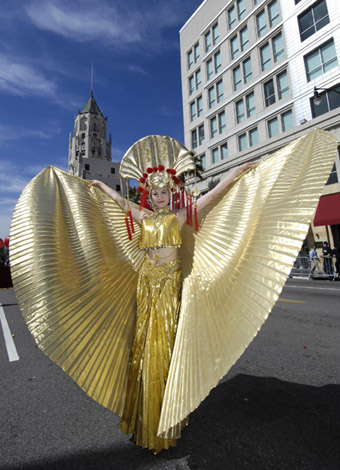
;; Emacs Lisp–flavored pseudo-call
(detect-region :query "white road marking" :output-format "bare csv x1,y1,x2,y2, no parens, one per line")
286,285,340,292
0,303,19,362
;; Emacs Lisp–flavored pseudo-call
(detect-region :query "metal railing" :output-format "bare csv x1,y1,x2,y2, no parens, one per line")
289,256,338,279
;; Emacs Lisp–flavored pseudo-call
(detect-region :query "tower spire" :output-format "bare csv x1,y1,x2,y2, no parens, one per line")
91,62,94,96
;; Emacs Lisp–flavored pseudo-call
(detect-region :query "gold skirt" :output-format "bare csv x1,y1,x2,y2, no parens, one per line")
119,258,183,453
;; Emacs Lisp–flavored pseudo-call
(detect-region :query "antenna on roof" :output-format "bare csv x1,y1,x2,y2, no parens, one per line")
91,62,94,96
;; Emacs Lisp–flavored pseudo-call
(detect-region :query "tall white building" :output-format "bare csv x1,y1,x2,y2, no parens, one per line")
68,92,121,191
180,0,340,248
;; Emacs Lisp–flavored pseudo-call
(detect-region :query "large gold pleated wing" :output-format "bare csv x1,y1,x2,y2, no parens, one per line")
10,167,144,416
158,128,338,437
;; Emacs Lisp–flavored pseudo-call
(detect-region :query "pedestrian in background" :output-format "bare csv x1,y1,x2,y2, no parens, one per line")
309,245,322,278
321,241,334,280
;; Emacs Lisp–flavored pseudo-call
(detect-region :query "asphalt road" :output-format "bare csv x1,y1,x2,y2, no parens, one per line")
1,278,340,470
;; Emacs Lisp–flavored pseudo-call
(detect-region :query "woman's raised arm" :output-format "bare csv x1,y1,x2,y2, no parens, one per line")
88,180,144,223
196,161,257,212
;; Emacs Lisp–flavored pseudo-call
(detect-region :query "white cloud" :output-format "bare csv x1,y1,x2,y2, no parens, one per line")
0,124,51,146
127,65,148,76
24,1,143,45
0,53,57,97
24,0,188,50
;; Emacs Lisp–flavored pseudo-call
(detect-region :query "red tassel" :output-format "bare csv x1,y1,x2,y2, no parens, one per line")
194,202,198,231
186,192,189,223
128,206,134,234
125,215,132,240
180,189,185,209
189,195,193,226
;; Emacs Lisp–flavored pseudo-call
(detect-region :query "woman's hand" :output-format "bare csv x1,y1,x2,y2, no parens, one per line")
88,179,103,189
235,161,258,176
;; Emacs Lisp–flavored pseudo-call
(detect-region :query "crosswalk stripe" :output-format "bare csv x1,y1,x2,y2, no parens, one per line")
0,303,19,362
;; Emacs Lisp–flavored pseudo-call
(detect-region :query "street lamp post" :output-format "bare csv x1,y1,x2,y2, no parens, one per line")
313,86,340,106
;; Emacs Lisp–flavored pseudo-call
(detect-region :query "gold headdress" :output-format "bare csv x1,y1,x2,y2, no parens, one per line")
119,135,198,237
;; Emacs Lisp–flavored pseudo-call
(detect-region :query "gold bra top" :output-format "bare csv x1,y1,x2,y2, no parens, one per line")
139,207,182,250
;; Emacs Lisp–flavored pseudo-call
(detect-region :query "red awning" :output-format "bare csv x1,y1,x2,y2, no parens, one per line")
314,192,340,226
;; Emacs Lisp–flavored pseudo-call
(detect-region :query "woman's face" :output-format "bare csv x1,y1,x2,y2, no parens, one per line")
150,187,170,208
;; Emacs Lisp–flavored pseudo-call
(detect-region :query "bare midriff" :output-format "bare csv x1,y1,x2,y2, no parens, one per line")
146,247,178,266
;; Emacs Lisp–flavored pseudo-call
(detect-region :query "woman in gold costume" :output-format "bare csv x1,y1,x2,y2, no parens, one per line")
89,158,255,453
9,131,337,455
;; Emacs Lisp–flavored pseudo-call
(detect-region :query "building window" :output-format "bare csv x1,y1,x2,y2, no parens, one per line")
326,163,338,185
304,39,338,82
233,65,242,91
236,92,256,123
231,35,239,60
264,79,276,107
231,26,249,60
228,5,236,30
199,125,205,145
240,26,249,52
197,95,203,117
81,133,86,138
221,143,228,160
268,0,280,27
272,33,284,62
189,75,195,95
213,23,219,44
210,117,218,138
237,0,246,20
277,70,289,99
246,92,256,117
233,58,252,91
268,117,279,137
209,80,223,109
195,69,202,89
208,86,216,108
219,111,226,133
298,0,330,42
238,133,248,151
267,109,294,137
116,184,120,192
205,30,212,53
194,43,200,62
111,167,115,174
257,0,280,37
190,102,196,121
243,57,252,83
192,129,198,148
260,43,272,71
212,147,219,163
216,80,224,102
190,96,203,122
188,50,194,70
214,51,222,73
281,110,293,132
249,127,259,146
256,10,267,37
310,84,340,118
236,99,245,123
85,164,90,170
207,59,213,80
260,32,285,71
264,70,290,107
205,23,219,53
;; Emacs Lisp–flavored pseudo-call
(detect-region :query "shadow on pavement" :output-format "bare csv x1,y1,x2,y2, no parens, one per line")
3,374,340,470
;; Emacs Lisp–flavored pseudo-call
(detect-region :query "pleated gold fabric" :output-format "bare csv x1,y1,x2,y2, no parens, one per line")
9,167,144,416
119,258,185,453
9,128,337,449
158,128,337,437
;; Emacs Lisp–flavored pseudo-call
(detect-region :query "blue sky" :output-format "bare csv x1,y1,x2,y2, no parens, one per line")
0,0,203,239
